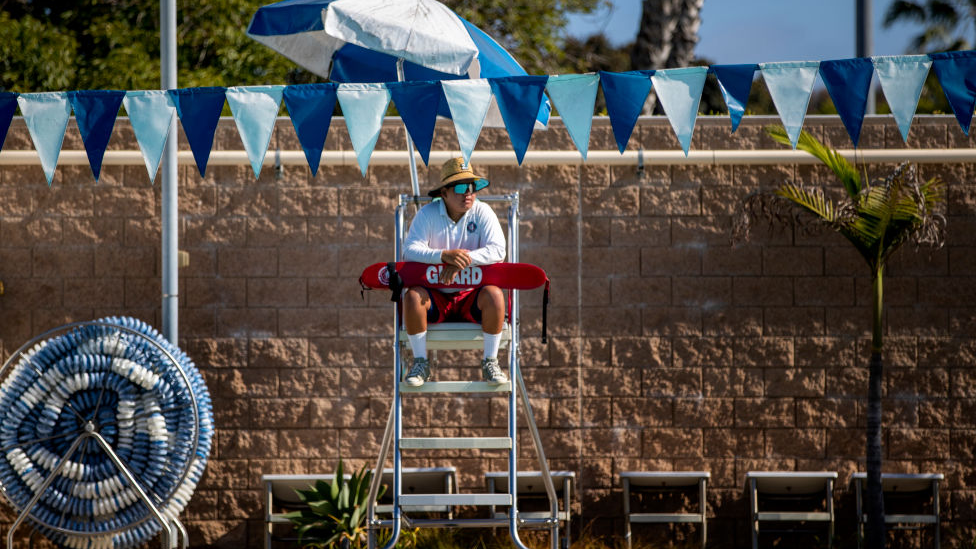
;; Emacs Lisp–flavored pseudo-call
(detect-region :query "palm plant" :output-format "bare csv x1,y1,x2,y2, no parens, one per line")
285,460,384,549
734,126,946,549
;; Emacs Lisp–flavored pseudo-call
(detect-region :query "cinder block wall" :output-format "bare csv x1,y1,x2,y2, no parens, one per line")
0,115,973,548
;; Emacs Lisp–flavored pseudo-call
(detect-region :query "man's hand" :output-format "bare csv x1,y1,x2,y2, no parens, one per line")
439,264,461,284
440,249,472,269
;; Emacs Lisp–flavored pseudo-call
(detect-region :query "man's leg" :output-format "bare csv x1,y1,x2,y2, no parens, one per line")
477,286,507,384
403,287,432,386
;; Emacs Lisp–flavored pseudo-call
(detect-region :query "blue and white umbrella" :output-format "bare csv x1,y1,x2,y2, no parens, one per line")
247,0,549,191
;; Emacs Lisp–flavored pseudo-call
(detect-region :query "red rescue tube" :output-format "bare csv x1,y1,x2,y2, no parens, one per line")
359,262,550,343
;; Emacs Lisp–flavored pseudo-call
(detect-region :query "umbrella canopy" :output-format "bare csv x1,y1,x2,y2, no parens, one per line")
248,0,523,79
246,0,547,121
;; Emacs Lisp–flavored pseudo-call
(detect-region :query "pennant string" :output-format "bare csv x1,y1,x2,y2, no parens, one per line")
4,52,974,180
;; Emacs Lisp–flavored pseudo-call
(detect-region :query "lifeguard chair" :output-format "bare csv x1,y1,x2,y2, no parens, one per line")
366,192,561,549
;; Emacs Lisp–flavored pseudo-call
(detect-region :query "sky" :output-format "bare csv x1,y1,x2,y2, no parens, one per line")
565,0,922,64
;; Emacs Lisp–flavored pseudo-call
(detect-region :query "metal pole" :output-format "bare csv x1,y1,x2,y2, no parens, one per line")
161,0,179,343
856,0,876,115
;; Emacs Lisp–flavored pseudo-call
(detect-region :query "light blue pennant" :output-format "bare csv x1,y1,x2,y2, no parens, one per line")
388,81,442,166
226,85,285,178
0,92,19,152
820,58,874,147
872,55,931,142
441,79,492,165
17,92,71,185
168,87,226,177
929,51,976,135
710,64,757,133
488,76,550,165
546,73,599,159
599,71,653,153
123,90,177,183
651,67,708,155
67,90,125,182
759,61,820,148
336,83,391,176
282,83,337,177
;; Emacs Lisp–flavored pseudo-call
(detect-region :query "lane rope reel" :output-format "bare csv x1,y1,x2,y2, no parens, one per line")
0,317,213,549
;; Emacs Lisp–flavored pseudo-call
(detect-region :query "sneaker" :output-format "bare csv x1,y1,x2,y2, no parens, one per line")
481,357,508,385
404,357,430,387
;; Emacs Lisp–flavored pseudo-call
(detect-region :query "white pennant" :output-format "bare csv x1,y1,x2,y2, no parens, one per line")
441,79,493,164
17,92,71,185
546,74,599,159
872,55,931,143
651,67,708,155
336,83,391,176
226,85,285,178
122,90,176,183
760,61,820,148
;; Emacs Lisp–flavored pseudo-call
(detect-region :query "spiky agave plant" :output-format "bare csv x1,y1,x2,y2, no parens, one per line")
285,460,385,549
734,126,945,549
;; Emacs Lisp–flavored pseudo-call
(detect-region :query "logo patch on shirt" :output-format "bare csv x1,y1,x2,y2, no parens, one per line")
466,221,477,233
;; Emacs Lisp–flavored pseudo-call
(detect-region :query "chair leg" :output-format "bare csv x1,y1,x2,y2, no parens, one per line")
750,478,759,549
623,478,632,549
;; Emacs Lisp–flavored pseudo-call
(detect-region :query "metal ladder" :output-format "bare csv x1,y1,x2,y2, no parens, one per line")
367,192,560,549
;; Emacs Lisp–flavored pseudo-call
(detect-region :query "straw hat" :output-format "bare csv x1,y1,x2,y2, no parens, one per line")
429,157,489,197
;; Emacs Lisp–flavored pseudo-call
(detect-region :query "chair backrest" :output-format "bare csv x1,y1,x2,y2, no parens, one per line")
746,471,837,495
485,471,574,494
263,474,341,505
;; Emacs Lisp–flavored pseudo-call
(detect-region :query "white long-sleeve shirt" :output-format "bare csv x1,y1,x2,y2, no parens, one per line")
403,199,506,267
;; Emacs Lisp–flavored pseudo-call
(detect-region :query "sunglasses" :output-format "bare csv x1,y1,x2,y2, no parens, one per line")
444,179,489,194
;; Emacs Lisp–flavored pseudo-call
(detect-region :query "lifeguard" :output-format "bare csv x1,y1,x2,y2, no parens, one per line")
401,157,507,387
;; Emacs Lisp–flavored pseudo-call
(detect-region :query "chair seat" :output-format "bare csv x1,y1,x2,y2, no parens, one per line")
400,322,511,350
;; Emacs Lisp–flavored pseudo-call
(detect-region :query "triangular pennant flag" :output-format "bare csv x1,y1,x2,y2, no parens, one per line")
710,64,757,133
123,90,177,183
168,87,226,177
226,85,285,178
282,83,337,177
0,92,19,152
336,83,391,176
872,55,931,142
388,81,442,166
599,71,653,153
929,51,976,135
820,58,874,147
546,73,599,159
651,67,708,155
759,61,820,148
17,92,71,185
67,90,125,182
488,76,549,165
441,79,492,164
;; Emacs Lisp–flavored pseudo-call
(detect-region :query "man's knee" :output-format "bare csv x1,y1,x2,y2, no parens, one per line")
479,285,505,310
404,287,429,310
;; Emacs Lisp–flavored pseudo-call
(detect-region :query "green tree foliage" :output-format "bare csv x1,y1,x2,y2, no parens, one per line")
0,0,308,92
884,0,976,52
0,11,79,91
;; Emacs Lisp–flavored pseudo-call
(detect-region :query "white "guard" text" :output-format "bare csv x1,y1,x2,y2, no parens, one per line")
425,265,484,285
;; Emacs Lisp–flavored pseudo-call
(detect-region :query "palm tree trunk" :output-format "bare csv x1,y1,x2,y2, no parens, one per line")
865,268,886,548
631,0,679,113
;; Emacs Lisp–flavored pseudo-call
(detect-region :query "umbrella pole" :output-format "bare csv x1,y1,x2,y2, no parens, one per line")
396,59,421,197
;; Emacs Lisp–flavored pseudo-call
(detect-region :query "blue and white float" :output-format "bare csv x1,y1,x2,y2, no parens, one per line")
0,317,212,549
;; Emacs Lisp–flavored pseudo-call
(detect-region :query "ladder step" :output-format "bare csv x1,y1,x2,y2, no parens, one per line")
399,494,512,506
400,437,512,450
400,381,511,393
